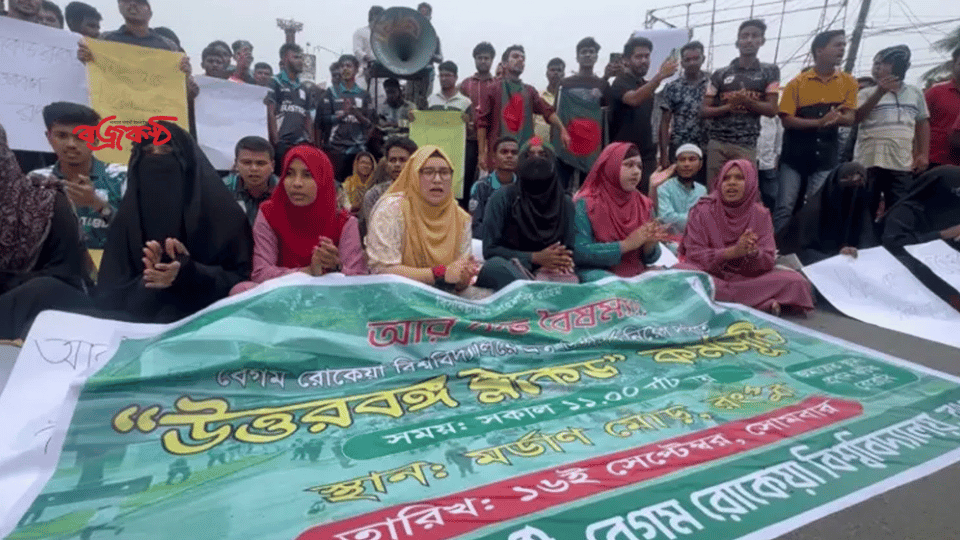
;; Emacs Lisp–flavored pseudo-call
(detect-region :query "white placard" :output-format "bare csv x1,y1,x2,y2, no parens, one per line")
631,28,692,85
905,240,960,294
194,75,269,170
803,247,960,349
0,18,89,152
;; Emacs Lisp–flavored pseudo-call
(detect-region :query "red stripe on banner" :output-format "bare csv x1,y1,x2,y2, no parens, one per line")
296,396,862,540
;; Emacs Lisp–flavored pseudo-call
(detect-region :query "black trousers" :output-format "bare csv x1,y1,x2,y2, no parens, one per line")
867,167,913,218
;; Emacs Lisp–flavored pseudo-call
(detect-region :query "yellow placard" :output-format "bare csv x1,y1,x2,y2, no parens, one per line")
85,38,189,165
409,110,467,198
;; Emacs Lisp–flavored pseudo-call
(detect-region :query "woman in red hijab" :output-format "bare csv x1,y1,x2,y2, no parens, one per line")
573,142,667,281
676,159,814,315
230,145,367,295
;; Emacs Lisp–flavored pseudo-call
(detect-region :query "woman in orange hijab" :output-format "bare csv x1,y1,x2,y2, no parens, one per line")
365,145,479,293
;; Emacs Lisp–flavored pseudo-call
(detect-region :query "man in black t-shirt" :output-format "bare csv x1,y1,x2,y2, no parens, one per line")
265,43,314,172
609,36,678,195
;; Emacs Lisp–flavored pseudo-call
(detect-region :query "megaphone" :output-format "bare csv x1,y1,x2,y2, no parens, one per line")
371,7,437,77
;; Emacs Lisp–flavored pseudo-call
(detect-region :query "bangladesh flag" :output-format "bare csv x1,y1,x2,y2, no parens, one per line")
552,86,604,173
499,79,534,147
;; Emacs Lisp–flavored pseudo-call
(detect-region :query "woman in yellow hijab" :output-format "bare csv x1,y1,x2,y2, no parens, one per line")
340,151,375,213
365,146,479,292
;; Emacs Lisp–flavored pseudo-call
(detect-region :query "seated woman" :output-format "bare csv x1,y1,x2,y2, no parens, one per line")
365,145,479,294
0,124,93,339
882,165,960,249
573,142,665,282
340,151,375,213
478,138,578,290
231,145,367,295
96,121,253,323
676,159,814,315
776,162,877,265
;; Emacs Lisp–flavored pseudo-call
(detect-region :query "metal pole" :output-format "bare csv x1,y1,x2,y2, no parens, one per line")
708,0,717,71
774,0,788,63
844,0,872,73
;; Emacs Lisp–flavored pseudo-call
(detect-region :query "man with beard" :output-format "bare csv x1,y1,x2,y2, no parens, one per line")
318,54,374,181
610,36,678,195
476,45,570,173
266,43,314,172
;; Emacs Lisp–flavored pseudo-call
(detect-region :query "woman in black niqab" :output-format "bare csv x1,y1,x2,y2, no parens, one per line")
96,121,253,323
881,165,960,249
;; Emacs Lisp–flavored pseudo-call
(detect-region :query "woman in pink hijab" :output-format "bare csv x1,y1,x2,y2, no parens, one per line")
573,142,667,281
676,159,814,315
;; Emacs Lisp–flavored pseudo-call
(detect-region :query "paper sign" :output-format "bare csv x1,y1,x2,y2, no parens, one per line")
194,75,269,170
85,38,188,164
905,240,960,294
409,110,467,198
630,28,692,84
803,247,960,348
0,17,89,152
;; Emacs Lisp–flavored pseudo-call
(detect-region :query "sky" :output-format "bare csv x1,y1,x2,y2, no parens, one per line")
92,0,956,88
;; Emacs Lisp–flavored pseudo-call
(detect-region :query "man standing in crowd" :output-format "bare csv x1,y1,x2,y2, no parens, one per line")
377,78,415,137
253,63,273,87
38,0,61,28
266,43,314,173
202,45,228,79
30,102,127,251
855,45,930,216
460,41,497,178
610,36,678,194
535,58,565,142
319,54,374,181
659,41,709,173
65,1,100,37
700,20,780,185
354,6,384,105
229,40,255,84
556,37,609,190
427,61,474,204
470,136,518,238
775,29,857,232
925,47,960,167
222,136,278,225
360,136,418,234
476,45,570,173
756,115,783,209
4,0,40,22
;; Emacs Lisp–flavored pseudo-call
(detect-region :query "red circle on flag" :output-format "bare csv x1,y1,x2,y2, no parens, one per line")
567,118,602,156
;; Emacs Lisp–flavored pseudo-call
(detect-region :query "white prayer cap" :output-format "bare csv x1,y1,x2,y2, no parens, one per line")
675,143,703,159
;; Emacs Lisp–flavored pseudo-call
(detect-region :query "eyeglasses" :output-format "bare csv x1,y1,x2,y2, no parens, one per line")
419,168,453,179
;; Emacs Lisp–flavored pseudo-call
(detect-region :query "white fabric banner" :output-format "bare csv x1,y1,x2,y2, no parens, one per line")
803,247,960,349
0,17,89,152
905,240,960,294
194,75,269,170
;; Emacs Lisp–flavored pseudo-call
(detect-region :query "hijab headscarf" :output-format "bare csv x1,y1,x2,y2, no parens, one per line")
342,151,376,209
98,121,253,301
505,138,569,251
0,123,58,273
574,142,655,276
383,145,469,267
699,158,764,247
260,145,350,268
776,162,877,263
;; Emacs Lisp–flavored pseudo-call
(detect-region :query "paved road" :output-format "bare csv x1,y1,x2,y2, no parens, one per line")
783,307,960,540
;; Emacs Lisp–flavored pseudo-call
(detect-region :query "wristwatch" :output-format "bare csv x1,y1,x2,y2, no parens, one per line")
98,204,114,223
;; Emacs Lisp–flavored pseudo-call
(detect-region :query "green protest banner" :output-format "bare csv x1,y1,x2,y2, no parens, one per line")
410,110,467,198
2,271,959,540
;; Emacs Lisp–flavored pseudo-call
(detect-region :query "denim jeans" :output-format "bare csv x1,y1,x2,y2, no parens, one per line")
773,162,831,233
758,168,779,211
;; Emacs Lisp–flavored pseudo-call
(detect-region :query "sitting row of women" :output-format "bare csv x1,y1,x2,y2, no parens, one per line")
3,118,958,339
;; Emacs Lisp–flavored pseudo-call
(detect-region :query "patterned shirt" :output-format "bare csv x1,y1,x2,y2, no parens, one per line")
265,71,311,145
855,84,929,171
29,159,127,250
222,172,279,225
705,59,780,148
660,72,709,149
427,92,472,112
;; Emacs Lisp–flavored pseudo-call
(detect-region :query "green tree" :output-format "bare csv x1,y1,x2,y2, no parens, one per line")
922,26,960,89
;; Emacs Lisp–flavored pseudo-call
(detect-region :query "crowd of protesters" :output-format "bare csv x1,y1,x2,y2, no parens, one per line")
1,0,959,339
